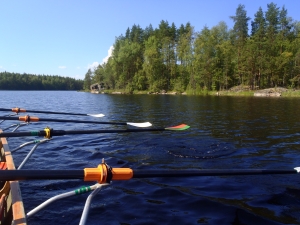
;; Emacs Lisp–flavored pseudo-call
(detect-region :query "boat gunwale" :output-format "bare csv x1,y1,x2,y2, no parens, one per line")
0,130,27,224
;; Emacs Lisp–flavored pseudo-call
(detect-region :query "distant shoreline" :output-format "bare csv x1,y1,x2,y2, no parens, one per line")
89,87,300,97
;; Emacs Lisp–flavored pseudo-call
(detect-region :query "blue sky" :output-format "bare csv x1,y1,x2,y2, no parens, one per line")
0,0,299,80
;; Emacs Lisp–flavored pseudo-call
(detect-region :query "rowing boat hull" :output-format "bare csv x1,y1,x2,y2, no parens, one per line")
0,131,26,224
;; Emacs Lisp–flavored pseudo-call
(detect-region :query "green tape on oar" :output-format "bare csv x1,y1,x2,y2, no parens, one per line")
31,131,39,136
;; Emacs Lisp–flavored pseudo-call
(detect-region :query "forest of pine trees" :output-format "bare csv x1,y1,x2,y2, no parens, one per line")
0,72,83,90
84,3,300,94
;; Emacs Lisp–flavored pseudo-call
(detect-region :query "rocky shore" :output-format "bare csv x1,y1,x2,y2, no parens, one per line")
216,86,292,97
253,87,288,97
92,86,300,97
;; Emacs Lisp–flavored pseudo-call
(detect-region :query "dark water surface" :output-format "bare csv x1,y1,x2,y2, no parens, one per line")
1,91,300,224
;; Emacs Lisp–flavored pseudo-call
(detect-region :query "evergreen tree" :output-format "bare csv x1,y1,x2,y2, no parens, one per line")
230,4,250,85
251,7,267,88
83,69,92,90
265,2,280,86
0,72,83,90
176,23,194,92
143,36,161,92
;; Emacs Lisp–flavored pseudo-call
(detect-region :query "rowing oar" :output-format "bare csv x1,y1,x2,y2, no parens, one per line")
0,107,104,118
0,124,190,138
0,115,152,128
0,162,299,182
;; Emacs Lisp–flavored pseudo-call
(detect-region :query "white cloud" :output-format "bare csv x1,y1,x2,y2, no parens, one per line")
87,62,99,71
102,46,114,64
86,46,114,72
59,66,66,69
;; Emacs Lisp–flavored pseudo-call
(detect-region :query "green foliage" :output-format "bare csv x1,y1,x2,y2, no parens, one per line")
83,69,92,90
88,3,300,94
0,72,83,90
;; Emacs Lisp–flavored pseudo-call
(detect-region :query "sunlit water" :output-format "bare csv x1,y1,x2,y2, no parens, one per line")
1,91,300,224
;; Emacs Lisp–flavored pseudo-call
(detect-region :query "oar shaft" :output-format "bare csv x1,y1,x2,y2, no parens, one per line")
29,111,88,116
132,169,298,178
0,128,167,138
0,132,33,137
0,170,84,180
0,108,91,116
38,118,126,125
0,116,126,125
0,116,18,121
0,108,12,112
0,169,297,182
61,128,165,135
28,111,88,116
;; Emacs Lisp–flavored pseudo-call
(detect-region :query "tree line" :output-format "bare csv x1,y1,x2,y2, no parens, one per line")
0,72,83,90
84,2,300,94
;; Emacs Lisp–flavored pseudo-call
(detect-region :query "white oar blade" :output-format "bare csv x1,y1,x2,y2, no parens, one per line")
127,122,152,127
87,114,105,118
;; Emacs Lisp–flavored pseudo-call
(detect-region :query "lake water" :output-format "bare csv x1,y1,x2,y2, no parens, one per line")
1,91,300,225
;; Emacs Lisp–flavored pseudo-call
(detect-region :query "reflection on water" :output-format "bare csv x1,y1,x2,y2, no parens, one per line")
1,91,300,224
